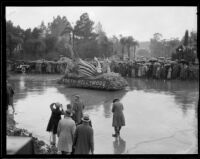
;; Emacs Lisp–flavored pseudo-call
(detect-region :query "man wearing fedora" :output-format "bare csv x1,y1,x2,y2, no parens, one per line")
112,98,125,137
73,114,94,154
57,109,76,154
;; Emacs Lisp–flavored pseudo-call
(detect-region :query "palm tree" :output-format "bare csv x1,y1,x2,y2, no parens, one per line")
132,40,139,60
126,36,134,59
120,36,127,59
126,36,139,60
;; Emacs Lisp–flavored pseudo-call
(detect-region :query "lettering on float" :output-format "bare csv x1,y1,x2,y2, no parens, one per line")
64,78,107,88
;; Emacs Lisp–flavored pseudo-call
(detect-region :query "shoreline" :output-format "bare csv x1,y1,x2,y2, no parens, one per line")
7,111,58,154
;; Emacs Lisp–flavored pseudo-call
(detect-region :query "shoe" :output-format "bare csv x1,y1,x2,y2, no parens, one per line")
112,134,117,137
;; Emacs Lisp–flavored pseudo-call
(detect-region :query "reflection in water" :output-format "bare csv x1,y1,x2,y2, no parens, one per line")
103,102,112,118
56,87,128,113
19,75,25,90
126,78,198,93
126,78,199,115
113,136,126,154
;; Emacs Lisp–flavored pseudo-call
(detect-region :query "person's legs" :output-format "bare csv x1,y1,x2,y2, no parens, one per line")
112,127,118,137
51,132,56,145
61,151,70,155
61,151,66,154
118,126,121,135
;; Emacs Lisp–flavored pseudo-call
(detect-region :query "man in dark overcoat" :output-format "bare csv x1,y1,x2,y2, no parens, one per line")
112,99,125,137
72,95,85,125
73,114,94,154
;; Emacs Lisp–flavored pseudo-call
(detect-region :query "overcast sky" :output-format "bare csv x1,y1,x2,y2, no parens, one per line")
6,7,197,41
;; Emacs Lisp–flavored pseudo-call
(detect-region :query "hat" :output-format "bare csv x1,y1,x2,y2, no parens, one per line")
113,98,119,103
74,95,80,98
55,102,61,107
81,114,90,122
65,109,72,115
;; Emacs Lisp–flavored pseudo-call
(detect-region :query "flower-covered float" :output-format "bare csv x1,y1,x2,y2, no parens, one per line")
58,57,128,91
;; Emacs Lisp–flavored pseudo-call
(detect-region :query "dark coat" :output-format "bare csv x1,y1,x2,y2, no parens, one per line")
7,83,14,110
73,123,94,154
72,101,84,124
112,102,125,127
46,103,63,134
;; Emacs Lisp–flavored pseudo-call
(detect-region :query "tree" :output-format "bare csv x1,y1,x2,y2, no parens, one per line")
149,33,164,57
172,30,197,63
132,39,139,60
153,33,162,41
120,36,127,58
126,36,139,59
74,13,95,39
44,34,58,53
32,28,42,39
39,21,47,38
23,28,32,41
6,21,23,57
126,36,134,59
95,22,111,57
48,15,72,37
183,30,189,47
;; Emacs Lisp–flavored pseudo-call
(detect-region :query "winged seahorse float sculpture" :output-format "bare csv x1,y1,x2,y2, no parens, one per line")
58,44,128,91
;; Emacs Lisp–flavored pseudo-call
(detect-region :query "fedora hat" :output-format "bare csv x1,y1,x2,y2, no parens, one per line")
74,95,80,98
81,114,90,122
65,109,72,115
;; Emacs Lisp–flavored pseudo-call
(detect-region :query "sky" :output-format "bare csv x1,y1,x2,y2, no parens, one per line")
6,7,197,42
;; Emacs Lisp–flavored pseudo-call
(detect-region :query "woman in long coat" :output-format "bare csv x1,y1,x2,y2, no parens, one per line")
112,99,125,137
46,102,64,145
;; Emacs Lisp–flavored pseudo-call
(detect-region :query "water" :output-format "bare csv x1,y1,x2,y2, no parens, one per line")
8,74,198,154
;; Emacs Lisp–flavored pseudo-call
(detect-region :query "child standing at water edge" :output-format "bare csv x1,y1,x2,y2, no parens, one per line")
46,102,64,145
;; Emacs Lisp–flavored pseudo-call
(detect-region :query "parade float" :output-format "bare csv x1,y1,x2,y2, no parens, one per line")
58,49,128,90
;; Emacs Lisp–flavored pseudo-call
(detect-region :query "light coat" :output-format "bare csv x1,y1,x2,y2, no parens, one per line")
57,117,76,153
